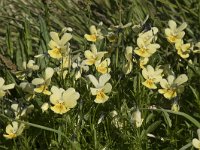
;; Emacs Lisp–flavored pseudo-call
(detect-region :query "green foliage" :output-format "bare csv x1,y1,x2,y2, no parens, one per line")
0,0,200,149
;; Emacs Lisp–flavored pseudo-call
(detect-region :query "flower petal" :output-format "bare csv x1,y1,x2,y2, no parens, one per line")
32,78,44,85
60,33,72,45
168,20,177,31
88,75,99,87
50,32,60,43
103,83,112,93
159,79,169,89
192,138,200,149
99,73,111,87
2,83,15,90
177,22,187,32
174,74,188,86
45,67,54,80
0,77,5,88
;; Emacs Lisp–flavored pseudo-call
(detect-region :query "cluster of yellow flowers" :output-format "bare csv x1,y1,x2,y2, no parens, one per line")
2,29,78,139
2,24,112,139
165,20,200,59
84,25,112,103
2,19,198,140
138,20,190,99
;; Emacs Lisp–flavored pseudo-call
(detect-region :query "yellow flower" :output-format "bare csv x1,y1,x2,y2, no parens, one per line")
0,77,15,99
95,58,111,74
165,20,187,43
3,121,25,139
139,57,149,69
88,74,112,103
32,67,54,95
158,74,188,100
142,65,163,89
192,129,200,149
84,44,107,65
132,109,144,128
138,27,158,44
175,39,191,58
84,25,103,42
123,46,133,74
50,86,80,114
48,31,72,59
134,37,160,58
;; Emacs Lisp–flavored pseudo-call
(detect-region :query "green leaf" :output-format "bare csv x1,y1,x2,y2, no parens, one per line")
146,120,162,134
179,142,192,150
162,109,172,128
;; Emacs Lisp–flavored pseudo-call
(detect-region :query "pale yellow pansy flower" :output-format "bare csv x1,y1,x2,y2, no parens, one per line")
3,121,25,139
88,73,112,103
138,27,158,44
50,86,80,114
175,39,191,58
142,65,163,89
165,20,187,43
95,58,111,74
132,109,144,128
84,25,103,42
192,129,200,149
0,77,15,99
134,37,160,58
48,31,72,59
158,74,188,100
123,46,133,74
32,67,54,95
84,44,107,65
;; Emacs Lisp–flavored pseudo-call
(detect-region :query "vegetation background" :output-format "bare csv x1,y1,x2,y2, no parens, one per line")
0,0,200,149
